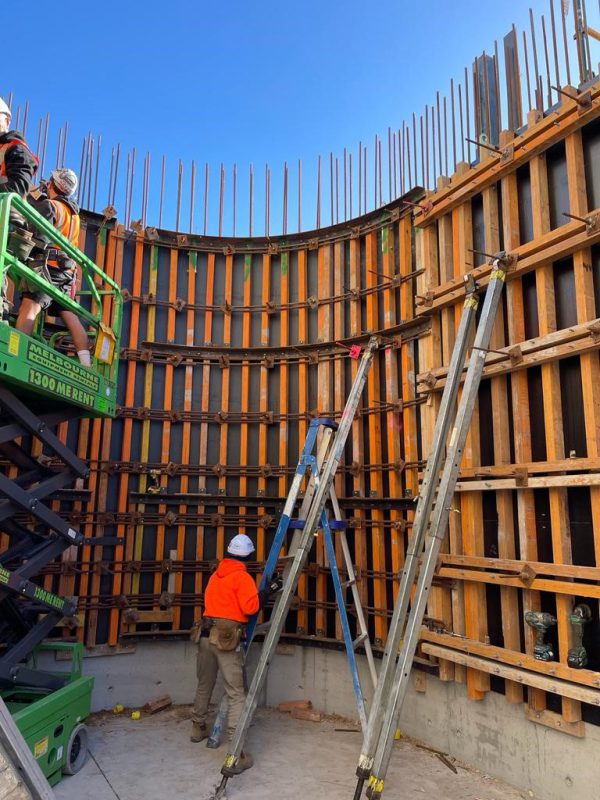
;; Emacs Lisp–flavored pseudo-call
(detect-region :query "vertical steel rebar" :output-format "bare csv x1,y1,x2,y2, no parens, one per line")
363,145,367,213
232,162,237,237
203,162,209,236
159,155,166,229
348,153,352,219
297,160,301,233
561,2,572,86
176,159,183,233
388,127,392,203
250,163,254,236
349,153,353,219
458,84,465,163
218,163,224,237
40,114,50,179
330,151,334,225
392,131,397,199
530,8,542,110
523,29,533,111
443,97,448,175
343,147,348,221
465,67,472,163
412,114,418,186
335,156,339,223
550,0,561,90
93,135,101,212
451,80,457,171
542,15,553,105
283,161,288,235
22,101,29,138
111,143,120,208
432,106,437,184
316,155,321,229
190,159,196,234
358,142,362,216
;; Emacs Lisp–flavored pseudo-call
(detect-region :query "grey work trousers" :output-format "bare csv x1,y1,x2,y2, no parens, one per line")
192,636,245,739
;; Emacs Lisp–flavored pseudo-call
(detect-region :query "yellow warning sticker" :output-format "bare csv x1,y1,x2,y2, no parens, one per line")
8,332,19,356
34,736,48,759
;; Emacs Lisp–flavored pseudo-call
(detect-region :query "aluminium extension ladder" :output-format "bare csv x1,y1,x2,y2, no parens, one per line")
211,337,379,799
352,253,512,800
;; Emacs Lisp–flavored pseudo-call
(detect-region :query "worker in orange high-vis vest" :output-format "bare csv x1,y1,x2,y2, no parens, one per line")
16,168,92,366
0,96,38,320
191,533,282,773
0,96,38,198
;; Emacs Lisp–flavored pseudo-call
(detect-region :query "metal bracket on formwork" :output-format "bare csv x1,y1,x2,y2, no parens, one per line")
267,242,279,254
210,514,224,526
177,234,189,247
223,244,235,255
307,238,319,250
173,297,186,312
392,399,404,412
306,295,318,309
350,226,361,240
261,355,275,369
348,517,362,529
260,411,274,424
518,563,537,587
135,406,151,419
508,345,523,365
265,299,277,314
563,210,600,235
552,84,593,114
259,464,273,478
163,511,178,526
121,288,132,302
415,290,434,308
212,464,226,477
514,466,529,487
419,372,438,392
348,461,362,478
587,321,600,342
146,227,159,241
101,205,117,221
131,219,144,233
392,518,407,533
218,354,230,369
258,514,274,529
215,411,229,423
392,459,406,474
142,292,156,306
159,591,175,609
307,352,319,365
167,354,184,368
166,461,178,477
220,300,232,314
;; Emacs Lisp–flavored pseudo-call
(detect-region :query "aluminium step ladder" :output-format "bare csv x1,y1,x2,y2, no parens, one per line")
211,337,379,799
352,253,512,800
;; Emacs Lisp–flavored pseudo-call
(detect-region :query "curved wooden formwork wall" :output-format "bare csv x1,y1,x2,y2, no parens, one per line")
54,197,427,654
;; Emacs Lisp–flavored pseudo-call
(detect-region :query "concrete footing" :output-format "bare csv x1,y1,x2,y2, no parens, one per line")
58,640,598,800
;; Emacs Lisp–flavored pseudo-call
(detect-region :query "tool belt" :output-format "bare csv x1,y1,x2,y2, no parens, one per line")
203,617,245,651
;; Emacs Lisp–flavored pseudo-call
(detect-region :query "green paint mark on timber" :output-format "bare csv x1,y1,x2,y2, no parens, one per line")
244,254,252,281
189,251,198,271
151,246,159,272
100,227,108,246
281,252,288,276
382,227,389,254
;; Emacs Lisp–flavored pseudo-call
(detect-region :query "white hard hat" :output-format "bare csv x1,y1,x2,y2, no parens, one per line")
227,534,255,557
0,97,11,120
51,168,78,197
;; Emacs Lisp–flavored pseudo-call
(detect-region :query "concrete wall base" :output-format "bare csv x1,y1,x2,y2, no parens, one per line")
61,641,598,800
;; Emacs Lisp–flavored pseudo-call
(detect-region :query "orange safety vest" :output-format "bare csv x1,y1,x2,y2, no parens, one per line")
48,198,80,279
0,139,38,188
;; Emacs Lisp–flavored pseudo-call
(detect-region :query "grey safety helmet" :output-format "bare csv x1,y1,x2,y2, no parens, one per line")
51,168,78,198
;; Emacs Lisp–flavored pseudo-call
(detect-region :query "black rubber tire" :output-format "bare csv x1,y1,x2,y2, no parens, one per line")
63,723,89,775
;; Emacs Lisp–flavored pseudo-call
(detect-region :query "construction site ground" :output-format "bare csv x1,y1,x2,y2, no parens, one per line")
54,705,529,800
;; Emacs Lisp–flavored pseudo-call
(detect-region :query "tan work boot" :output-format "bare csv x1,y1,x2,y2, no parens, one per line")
190,722,208,743
229,751,254,774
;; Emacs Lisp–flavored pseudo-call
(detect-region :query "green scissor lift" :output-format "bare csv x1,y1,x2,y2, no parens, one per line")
0,192,122,785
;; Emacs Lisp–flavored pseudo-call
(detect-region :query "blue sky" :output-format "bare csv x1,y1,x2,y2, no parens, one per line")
4,0,592,236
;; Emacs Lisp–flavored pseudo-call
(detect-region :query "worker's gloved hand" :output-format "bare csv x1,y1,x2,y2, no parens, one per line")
258,574,283,608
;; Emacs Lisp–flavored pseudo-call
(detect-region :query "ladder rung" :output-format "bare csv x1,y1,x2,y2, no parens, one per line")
341,578,356,588
352,632,368,650
253,621,272,635
279,554,296,562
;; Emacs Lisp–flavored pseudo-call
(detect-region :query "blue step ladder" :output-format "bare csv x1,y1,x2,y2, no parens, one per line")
207,340,378,753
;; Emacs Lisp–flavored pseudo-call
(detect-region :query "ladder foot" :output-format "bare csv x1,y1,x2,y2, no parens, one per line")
352,777,366,800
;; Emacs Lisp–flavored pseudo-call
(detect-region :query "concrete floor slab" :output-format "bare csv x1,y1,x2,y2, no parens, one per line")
54,706,528,800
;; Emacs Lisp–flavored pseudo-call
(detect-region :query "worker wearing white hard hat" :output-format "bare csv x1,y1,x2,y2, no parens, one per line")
0,96,38,197
190,532,282,773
